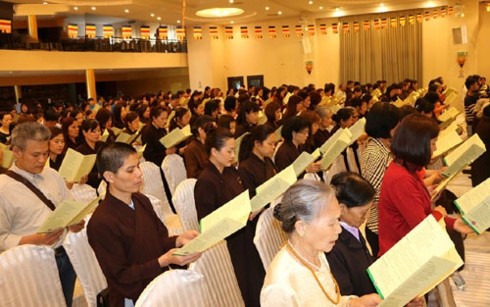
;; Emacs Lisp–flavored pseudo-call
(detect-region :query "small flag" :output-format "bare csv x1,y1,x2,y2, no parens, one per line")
432,10,439,19
158,26,168,40
374,19,380,30
122,25,132,39
282,25,290,38
268,25,277,38
381,18,388,29
447,6,454,16
342,22,350,33
295,25,303,37
417,13,423,23
440,8,447,18
254,26,263,38
409,15,415,25
140,25,150,39
67,23,78,38
193,26,203,40
319,23,327,35
390,17,397,28
103,24,113,38
85,24,96,38
332,23,339,34
209,26,219,39
240,26,249,39
363,20,370,31
176,25,185,41
307,24,315,36
399,16,406,26
353,21,360,32
424,11,431,21
225,26,234,39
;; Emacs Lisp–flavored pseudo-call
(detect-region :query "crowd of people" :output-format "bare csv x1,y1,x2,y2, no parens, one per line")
0,75,489,306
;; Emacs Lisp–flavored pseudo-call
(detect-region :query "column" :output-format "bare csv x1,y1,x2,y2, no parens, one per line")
27,15,38,42
85,69,97,100
14,85,22,103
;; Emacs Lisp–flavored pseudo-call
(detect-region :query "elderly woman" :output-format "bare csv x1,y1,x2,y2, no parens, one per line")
261,180,381,307
87,142,200,306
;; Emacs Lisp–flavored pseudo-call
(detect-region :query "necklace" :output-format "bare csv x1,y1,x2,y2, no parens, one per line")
286,241,341,305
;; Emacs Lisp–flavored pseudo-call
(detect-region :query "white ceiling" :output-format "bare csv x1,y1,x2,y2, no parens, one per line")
8,0,452,26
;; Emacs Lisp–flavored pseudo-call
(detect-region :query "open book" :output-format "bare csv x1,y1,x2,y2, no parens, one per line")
432,127,462,158
0,143,14,169
454,178,490,234
100,129,110,143
367,215,463,306
437,107,460,125
394,97,407,108
250,166,297,211
58,148,97,183
442,134,486,178
320,129,352,170
291,148,321,176
173,191,251,256
38,196,101,233
115,131,137,144
348,117,366,146
159,125,192,148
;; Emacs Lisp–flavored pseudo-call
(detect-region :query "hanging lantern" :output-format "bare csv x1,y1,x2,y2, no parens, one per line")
305,60,313,74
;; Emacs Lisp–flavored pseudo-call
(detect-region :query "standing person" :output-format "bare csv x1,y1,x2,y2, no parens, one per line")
261,180,381,307
140,106,176,166
0,122,85,306
314,105,333,149
464,76,480,136
378,114,473,256
326,172,376,296
88,142,200,306
76,119,104,189
471,104,490,186
61,117,81,151
0,112,13,144
47,126,65,171
194,127,264,307
360,102,400,257
234,100,260,138
183,115,215,178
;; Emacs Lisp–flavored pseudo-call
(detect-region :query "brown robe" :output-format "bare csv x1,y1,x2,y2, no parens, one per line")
183,137,209,179
195,163,264,307
87,192,177,306
140,123,168,166
274,140,301,171
238,153,277,198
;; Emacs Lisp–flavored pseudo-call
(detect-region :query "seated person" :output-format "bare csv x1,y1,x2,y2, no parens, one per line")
0,122,84,306
87,142,200,306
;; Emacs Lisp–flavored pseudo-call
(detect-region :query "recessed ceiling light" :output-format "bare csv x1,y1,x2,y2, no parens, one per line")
124,9,129,13
229,0,234,3
308,0,313,5
150,13,155,17
230,21,234,24
380,3,384,7
196,8,244,18
157,17,161,21
73,6,78,10
319,6,323,10
335,7,340,11
91,6,96,10
177,20,181,23
265,6,270,10
43,1,48,4
278,10,282,15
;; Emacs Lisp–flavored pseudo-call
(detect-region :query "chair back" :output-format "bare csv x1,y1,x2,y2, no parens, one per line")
135,269,212,307
161,154,187,196
189,241,245,307
71,183,98,203
253,206,288,271
139,161,173,218
0,245,66,307
172,178,199,231
64,226,108,307
146,194,183,236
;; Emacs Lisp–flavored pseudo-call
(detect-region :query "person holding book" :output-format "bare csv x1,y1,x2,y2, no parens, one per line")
0,122,85,306
313,105,333,149
168,107,191,155
361,102,400,257
183,115,215,178
471,104,490,186
263,101,282,131
140,106,176,166
61,117,81,151
48,126,65,171
87,142,200,306
0,111,13,144
96,108,116,143
378,114,473,256
194,127,264,307
234,100,261,138
76,119,104,189
262,179,381,307
326,172,376,296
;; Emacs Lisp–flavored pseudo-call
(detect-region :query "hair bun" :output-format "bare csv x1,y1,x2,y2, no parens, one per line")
273,203,282,220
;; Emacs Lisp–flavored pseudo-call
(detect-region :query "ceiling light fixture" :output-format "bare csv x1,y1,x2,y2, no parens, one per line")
124,9,129,13
43,1,48,4
230,20,234,24
91,6,96,10
278,10,282,15
265,6,270,10
229,0,234,3
177,20,181,23
157,16,161,20
319,6,323,10
308,0,313,4
196,7,244,18
150,13,155,17
73,6,78,10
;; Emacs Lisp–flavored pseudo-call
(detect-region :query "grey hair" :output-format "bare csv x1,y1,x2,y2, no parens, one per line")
273,179,335,233
11,122,51,151
314,105,332,119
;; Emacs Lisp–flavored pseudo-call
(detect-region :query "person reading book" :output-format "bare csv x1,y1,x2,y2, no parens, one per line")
261,179,381,307
0,122,85,306
378,114,473,257
194,127,264,307
76,119,104,189
140,106,176,166
87,142,200,306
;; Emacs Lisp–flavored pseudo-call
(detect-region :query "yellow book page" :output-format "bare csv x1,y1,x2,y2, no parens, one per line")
115,132,134,144
200,190,251,233
136,144,146,158
348,117,366,146
0,143,14,169
58,148,83,182
444,134,485,166
320,131,351,170
394,98,406,108
159,125,192,148
432,129,462,158
251,166,297,211
111,127,123,136
38,199,93,233
233,132,250,162
68,195,102,226
443,143,486,178
368,216,462,303
291,148,321,177
99,129,110,142
437,107,460,123
444,92,458,106
455,178,490,234
320,128,346,154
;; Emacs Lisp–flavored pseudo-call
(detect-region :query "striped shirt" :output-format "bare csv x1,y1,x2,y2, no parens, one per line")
361,137,392,233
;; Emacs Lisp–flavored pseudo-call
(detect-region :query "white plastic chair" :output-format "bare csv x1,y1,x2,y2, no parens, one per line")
139,161,183,235
161,154,187,196
0,245,66,307
71,183,98,203
64,225,108,307
172,179,199,232
189,241,245,307
135,269,212,307
253,206,288,271
345,147,361,174
146,194,183,236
